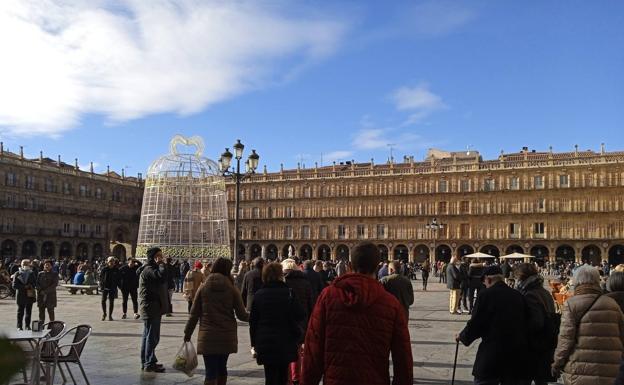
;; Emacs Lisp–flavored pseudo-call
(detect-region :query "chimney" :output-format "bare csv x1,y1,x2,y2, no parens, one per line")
121,168,125,178
74,158,78,170
57,155,61,166
90,162,94,173
107,165,110,175
20,146,24,159
39,151,43,162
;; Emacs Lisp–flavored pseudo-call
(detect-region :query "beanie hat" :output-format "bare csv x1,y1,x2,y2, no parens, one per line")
194,261,203,270
146,247,161,262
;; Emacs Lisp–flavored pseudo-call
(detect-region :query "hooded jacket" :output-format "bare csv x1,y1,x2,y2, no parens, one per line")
184,273,248,355
553,284,624,385
301,273,413,385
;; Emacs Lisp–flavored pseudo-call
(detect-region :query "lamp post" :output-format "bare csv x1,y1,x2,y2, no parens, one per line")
219,139,260,264
425,218,445,263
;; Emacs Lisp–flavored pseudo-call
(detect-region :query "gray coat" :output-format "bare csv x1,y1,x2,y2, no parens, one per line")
37,271,58,308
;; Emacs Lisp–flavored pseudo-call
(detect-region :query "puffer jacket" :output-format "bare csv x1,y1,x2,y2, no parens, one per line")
184,273,249,355
553,284,624,385
301,273,413,385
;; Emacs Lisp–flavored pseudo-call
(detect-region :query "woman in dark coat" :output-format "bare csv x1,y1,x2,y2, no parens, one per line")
421,259,430,291
250,262,304,385
514,263,557,385
37,260,59,323
282,259,313,385
13,259,37,330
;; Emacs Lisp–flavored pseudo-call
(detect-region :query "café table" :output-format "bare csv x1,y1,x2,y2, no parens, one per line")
0,328,50,385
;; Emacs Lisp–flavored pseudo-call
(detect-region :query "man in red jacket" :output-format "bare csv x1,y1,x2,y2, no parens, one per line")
301,242,413,385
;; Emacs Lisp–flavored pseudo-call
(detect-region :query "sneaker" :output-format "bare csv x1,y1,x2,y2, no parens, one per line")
143,365,165,373
25,326,31,331
133,313,140,320
17,327,23,331
101,314,106,321
121,314,127,319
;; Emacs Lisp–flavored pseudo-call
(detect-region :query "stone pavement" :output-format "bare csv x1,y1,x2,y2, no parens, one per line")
0,280,511,385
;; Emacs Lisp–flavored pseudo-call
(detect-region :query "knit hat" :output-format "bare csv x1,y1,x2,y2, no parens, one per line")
194,261,203,269
146,247,161,263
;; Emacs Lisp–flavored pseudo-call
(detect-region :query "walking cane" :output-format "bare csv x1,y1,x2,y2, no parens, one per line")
451,339,459,385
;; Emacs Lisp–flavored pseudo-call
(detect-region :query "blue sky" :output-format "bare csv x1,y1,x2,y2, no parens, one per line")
0,1,622,176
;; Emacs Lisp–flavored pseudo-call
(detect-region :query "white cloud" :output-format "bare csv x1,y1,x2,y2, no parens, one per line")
322,150,353,164
352,127,423,151
0,0,348,136
391,83,447,125
404,1,476,37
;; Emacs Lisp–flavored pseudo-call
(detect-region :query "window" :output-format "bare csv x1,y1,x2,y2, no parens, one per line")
267,207,273,218
437,201,447,214
95,225,102,234
285,206,293,218
301,225,310,239
319,225,328,239
45,179,54,192
538,198,546,211
534,222,545,235
460,223,470,238
338,224,346,239
286,188,294,198
357,224,366,239
252,207,260,219
95,188,103,199
79,185,87,197
25,175,35,189
534,176,544,189
25,196,35,209
2,217,15,232
284,225,293,239
559,175,569,188
460,179,470,192
509,177,519,190
79,224,87,233
5,194,16,208
5,172,16,186
304,187,311,198
113,191,121,202
460,201,470,214
376,224,386,239
509,223,520,238
63,223,71,233
439,180,448,193
251,226,258,238
484,178,495,191
252,189,259,200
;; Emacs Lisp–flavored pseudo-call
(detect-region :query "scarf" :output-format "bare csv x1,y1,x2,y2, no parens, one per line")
17,267,33,285
516,274,543,294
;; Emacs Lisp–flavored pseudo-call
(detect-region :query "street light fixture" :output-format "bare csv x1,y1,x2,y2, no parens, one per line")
219,140,259,264
425,218,445,263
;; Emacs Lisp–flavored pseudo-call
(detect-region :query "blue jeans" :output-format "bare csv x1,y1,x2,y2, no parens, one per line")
203,354,229,380
176,277,184,292
141,317,162,368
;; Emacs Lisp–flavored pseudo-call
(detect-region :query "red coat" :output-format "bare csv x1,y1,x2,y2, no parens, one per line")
301,273,413,385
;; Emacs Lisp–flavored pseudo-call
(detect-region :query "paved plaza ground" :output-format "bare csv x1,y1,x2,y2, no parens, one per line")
0,280,558,385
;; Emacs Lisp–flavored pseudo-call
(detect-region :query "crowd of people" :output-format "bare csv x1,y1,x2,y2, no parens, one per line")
4,248,624,385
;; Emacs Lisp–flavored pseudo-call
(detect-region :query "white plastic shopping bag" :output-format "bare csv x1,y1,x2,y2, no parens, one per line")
172,341,198,376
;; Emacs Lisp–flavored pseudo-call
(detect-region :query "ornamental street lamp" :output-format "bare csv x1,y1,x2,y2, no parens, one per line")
219,139,260,264
425,218,445,263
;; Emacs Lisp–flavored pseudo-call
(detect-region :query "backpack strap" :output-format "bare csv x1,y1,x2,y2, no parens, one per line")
574,294,601,343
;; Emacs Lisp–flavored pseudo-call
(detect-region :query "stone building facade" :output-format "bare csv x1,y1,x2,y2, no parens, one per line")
226,146,624,266
0,144,143,261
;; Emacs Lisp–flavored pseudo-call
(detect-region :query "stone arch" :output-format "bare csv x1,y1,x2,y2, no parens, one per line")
283,244,296,258
317,244,331,261
480,244,500,257
112,244,126,260
413,244,429,263
505,244,524,254
457,244,474,258
530,245,549,266
556,244,575,262
336,244,350,261
609,244,624,266
250,244,262,259
76,243,89,260
93,243,104,260
21,240,37,258
300,244,313,260
581,244,602,266
378,245,389,261
59,242,73,258
393,244,408,262
41,241,55,259
435,244,452,262
1,239,17,259
266,244,278,260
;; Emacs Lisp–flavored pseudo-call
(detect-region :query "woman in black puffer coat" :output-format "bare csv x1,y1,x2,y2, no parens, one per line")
515,263,558,385
250,263,304,385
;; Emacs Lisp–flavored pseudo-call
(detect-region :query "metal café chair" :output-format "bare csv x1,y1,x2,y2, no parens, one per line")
40,324,92,385
39,321,67,383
